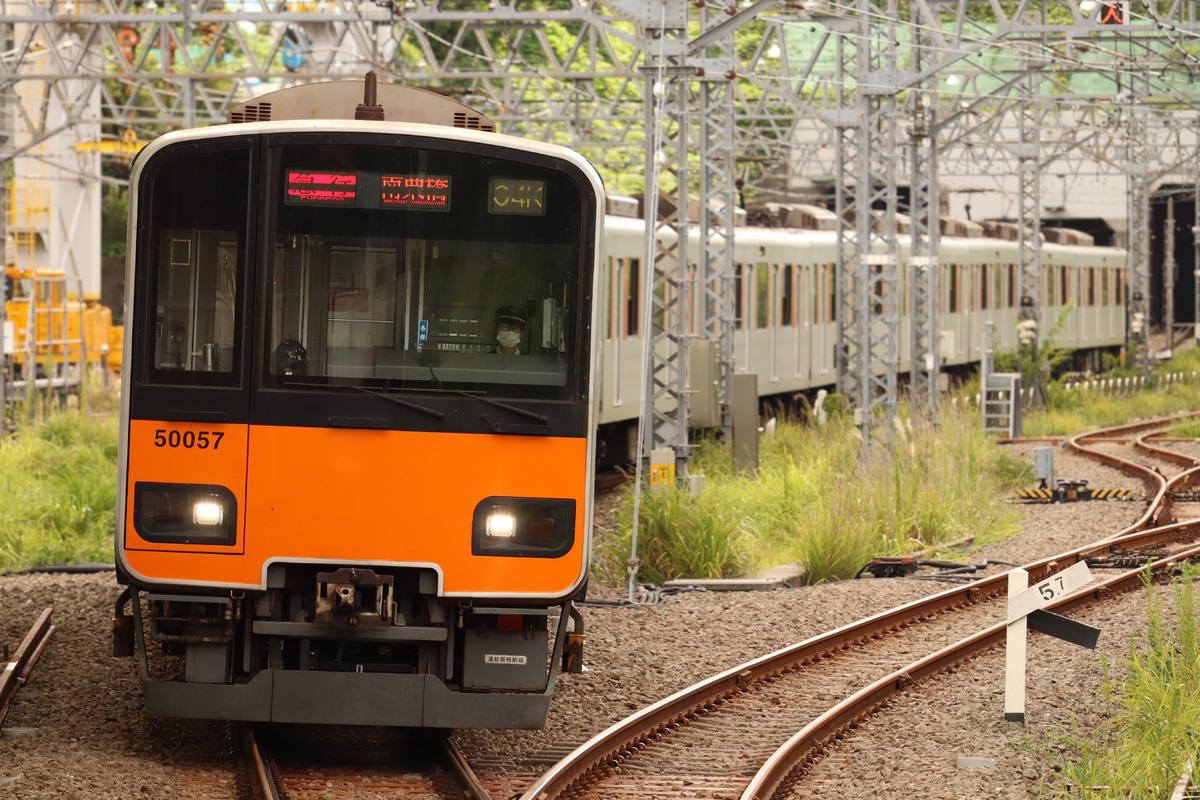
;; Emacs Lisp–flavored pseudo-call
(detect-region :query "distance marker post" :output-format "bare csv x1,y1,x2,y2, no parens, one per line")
1004,562,1101,723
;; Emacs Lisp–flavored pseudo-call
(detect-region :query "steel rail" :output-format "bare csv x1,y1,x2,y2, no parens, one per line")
240,725,282,800
518,414,1200,800
741,538,1200,800
1067,413,1200,537
440,736,494,800
1132,431,1200,470
0,608,55,726
243,723,489,800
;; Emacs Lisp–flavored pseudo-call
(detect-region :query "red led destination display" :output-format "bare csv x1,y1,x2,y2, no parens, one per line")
286,171,357,206
380,175,451,211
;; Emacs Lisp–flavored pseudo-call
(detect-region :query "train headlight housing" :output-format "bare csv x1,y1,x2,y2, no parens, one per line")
473,497,575,558
133,483,237,545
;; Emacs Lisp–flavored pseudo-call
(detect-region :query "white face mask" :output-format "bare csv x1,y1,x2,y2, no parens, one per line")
497,330,522,349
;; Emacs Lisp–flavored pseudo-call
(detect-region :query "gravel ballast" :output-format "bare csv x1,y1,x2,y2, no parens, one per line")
0,444,1180,798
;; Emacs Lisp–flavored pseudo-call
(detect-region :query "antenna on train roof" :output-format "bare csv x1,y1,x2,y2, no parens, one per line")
355,71,385,121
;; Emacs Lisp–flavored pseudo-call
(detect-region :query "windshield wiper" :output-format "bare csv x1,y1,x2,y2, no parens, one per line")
448,389,549,424
352,386,445,419
284,380,444,420
384,373,549,425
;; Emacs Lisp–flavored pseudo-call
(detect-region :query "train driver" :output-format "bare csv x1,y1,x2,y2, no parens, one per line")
494,306,526,355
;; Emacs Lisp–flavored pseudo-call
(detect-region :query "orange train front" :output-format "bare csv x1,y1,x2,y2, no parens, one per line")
113,76,604,728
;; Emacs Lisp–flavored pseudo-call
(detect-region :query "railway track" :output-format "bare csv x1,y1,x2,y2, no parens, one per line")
0,608,55,726
239,724,493,800
517,414,1200,800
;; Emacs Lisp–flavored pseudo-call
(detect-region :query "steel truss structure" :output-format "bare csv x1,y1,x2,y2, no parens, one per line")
3,0,1200,461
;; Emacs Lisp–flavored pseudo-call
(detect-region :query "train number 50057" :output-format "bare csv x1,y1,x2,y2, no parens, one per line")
154,429,224,450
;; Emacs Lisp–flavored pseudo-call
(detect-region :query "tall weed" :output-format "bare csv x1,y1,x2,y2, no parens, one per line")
1050,565,1200,798
595,483,756,585
597,403,1024,585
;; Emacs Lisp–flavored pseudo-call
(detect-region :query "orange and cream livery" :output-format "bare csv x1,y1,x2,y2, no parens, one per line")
113,75,604,728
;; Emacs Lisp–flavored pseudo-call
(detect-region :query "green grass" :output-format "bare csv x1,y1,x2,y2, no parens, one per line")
1044,565,1200,798
0,411,118,570
972,345,1200,438
596,404,1027,585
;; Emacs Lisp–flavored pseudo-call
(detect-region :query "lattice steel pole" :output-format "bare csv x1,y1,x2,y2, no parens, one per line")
696,20,737,443
907,0,938,424
854,0,900,452
1127,69,1152,376
833,14,861,409
1016,71,1043,403
640,16,693,482
909,95,939,424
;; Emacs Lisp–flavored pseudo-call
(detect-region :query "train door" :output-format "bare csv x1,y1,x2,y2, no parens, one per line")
121,140,254,574
969,263,984,363
606,255,621,412
794,263,808,383
944,257,965,366
1081,264,1093,344
767,263,779,384
815,263,827,382
819,262,833,379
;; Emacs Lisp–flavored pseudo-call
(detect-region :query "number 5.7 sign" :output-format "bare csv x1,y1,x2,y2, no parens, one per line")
1008,561,1093,623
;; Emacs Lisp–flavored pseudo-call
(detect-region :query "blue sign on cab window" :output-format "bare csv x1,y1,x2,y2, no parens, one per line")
418,320,428,345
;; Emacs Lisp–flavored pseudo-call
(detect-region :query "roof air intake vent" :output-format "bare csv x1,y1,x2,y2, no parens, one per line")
229,102,272,124
453,112,495,132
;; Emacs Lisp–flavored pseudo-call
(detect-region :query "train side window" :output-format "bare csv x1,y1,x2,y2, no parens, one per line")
603,258,612,340
979,264,988,311
1060,266,1069,306
1101,268,1110,305
140,142,251,387
734,263,744,330
1115,269,1124,306
948,264,959,313
626,258,640,337
812,264,820,324
756,263,770,329
1087,267,1096,306
652,278,668,334
781,265,794,327
827,264,836,323
799,265,809,327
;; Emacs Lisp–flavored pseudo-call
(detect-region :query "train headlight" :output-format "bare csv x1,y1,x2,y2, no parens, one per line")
472,497,575,558
133,483,237,546
193,501,224,526
485,513,516,538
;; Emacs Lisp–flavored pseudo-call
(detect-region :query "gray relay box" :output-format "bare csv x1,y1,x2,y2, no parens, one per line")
1034,446,1054,487
462,624,548,691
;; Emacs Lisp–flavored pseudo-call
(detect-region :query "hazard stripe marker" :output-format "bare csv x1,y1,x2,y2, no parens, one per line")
1012,488,1134,502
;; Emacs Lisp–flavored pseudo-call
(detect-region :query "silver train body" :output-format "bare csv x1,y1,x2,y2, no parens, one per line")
595,212,1126,446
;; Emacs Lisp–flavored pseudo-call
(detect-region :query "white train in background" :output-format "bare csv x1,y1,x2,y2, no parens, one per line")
594,200,1127,462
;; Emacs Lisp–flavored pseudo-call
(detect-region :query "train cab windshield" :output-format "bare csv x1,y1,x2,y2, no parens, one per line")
265,139,585,400
138,134,592,413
